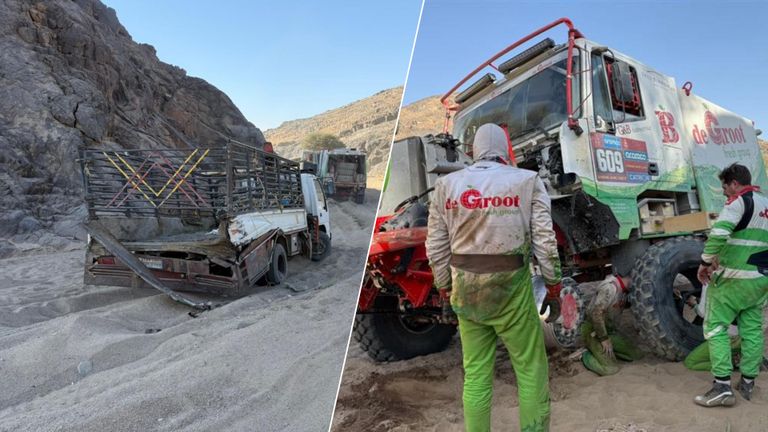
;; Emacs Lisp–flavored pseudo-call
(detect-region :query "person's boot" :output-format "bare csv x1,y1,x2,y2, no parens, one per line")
694,381,736,407
737,376,755,401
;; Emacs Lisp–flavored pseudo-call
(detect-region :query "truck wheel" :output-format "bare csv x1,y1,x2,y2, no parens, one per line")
311,232,331,262
355,191,365,204
354,296,456,362
267,243,288,284
629,236,705,361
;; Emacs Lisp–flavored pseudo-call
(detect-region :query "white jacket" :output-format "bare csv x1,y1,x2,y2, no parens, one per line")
426,160,562,288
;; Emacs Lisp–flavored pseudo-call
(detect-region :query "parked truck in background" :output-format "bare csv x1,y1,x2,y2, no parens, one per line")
303,148,367,204
80,141,332,310
355,18,767,362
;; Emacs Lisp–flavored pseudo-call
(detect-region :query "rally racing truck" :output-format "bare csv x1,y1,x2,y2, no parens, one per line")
355,18,767,361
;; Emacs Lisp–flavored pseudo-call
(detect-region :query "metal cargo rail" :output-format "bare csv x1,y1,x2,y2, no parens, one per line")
80,141,303,221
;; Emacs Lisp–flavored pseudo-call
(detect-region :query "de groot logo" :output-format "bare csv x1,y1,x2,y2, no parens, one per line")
691,111,746,145
445,187,520,210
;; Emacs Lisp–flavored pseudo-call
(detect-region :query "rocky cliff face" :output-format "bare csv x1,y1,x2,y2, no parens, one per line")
264,87,402,181
0,0,265,255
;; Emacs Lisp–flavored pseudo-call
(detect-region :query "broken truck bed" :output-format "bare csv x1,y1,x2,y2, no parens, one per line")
80,142,310,307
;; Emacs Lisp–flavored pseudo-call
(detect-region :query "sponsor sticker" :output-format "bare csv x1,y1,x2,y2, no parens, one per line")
591,133,650,183
623,150,648,162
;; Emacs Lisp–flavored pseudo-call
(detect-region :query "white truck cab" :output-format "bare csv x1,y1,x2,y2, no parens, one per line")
301,173,332,238
301,173,332,260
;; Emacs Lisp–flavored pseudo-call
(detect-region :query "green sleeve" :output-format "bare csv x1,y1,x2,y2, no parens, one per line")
701,197,744,264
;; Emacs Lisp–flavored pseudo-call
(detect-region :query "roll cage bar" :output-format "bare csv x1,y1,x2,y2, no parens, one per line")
440,17,585,134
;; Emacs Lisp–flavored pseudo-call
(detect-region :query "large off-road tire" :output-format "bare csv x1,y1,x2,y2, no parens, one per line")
266,243,288,284
354,297,456,362
311,231,331,262
630,236,705,361
355,190,365,204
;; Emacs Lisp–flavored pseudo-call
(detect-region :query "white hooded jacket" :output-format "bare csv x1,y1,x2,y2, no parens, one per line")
426,123,562,289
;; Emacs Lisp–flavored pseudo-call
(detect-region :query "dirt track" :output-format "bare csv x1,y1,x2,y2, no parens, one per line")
0,191,378,432
333,315,768,432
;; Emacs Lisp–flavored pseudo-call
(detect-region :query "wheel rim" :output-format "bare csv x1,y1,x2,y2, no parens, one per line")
397,315,436,335
315,239,326,255
672,270,703,326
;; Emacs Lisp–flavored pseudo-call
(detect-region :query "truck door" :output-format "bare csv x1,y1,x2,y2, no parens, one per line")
312,177,332,238
587,50,692,194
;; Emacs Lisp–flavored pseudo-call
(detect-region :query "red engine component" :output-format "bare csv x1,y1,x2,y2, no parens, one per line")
359,216,439,312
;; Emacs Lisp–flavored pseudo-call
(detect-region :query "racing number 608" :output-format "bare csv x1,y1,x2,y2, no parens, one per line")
596,149,624,173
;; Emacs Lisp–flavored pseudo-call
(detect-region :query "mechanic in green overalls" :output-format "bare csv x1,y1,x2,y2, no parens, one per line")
580,271,644,376
694,163,768,407
426,123,562,432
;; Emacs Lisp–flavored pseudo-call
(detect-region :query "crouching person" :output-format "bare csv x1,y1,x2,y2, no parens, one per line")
581,271,644,376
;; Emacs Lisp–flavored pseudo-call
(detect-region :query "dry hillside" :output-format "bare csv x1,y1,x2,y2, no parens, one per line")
264,88,402,183
394,94,444,140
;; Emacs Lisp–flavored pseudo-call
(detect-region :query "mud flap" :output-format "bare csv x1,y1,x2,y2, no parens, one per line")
83,221,212,311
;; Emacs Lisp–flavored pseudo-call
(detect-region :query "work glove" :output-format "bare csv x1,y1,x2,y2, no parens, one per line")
540,282,562,323
697,256,719,284
438,286,456,324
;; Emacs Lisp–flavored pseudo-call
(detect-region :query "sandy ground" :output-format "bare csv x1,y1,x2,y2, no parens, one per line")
332,313,768,432
0,190,379,432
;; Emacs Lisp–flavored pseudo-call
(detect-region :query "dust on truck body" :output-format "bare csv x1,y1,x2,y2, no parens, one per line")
303,148,367,203
80,142,332,309
358,18,767,361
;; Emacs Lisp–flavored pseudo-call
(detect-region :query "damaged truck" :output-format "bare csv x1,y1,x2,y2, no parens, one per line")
355,18,767,361
80,141,332,310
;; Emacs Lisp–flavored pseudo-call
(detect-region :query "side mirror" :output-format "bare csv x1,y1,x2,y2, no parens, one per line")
611,60,635,103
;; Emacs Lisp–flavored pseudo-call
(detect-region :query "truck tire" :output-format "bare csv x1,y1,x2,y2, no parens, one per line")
629,236,705,361
354,297,456,362
355,191,365,204
267,243,288,284
311,232,331,262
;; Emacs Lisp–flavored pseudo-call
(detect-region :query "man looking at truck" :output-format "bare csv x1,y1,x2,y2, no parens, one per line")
426,123,562,432
695,163,768,406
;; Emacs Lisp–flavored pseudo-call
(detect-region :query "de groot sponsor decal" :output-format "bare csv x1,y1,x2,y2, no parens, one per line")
691,110,747,145
590,133,650,184
445,188,521,216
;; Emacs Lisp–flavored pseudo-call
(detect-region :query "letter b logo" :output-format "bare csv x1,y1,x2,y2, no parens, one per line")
655,111,679,144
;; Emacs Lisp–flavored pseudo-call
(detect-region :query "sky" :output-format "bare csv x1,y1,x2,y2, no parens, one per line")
102,0,422,130
405,0,768,131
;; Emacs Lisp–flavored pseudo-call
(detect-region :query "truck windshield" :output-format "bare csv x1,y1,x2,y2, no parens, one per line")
453,56,578,152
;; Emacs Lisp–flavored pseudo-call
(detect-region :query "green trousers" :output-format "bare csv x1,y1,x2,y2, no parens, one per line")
704,275,768,378
684,337,741,372
580,321,644,376
457,278,550,432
